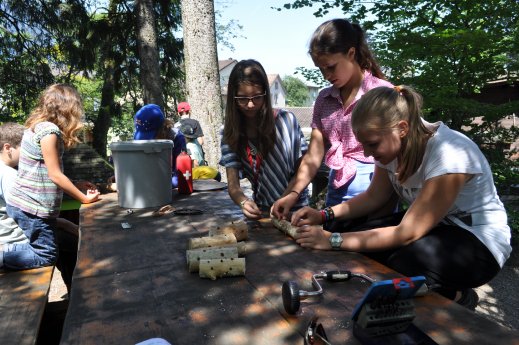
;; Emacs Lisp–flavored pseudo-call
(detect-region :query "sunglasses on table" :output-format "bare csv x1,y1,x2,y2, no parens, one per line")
305,317,332,345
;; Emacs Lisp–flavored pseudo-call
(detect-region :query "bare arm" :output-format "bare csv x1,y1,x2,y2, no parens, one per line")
291,165,395,226
226,167,261,219
271,128,326,219
41,134,100,204
296,173,469,251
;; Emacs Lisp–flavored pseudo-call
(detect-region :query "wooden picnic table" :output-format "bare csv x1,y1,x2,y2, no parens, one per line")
60,182,519,345
0,266,54,345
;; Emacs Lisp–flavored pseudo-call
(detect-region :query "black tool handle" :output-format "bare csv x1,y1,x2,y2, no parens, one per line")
326,270,352,282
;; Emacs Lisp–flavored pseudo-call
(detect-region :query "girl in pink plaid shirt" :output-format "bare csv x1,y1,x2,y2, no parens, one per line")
272,19,396,224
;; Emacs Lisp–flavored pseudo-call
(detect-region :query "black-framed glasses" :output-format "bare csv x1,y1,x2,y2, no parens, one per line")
305,317,331,345
234,93,266,106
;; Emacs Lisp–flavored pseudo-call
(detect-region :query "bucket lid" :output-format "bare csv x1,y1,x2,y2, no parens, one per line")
110,140,174,152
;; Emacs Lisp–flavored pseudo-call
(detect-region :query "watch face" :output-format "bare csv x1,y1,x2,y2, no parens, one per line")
330,233,342,248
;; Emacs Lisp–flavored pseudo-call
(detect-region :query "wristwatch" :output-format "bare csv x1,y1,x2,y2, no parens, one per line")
329,232,343,250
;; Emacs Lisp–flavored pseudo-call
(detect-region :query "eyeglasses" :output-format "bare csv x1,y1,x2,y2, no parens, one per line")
305,317,331,345
234,93,266,106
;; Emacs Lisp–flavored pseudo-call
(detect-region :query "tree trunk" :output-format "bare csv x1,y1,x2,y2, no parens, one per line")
135,0,164,108
180,0,223,168
92,1,118,158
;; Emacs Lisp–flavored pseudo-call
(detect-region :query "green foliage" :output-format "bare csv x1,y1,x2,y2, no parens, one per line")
295,67,328,88
215,5,245,52
506,202,519,237
282,75,310,106
280,0,519,236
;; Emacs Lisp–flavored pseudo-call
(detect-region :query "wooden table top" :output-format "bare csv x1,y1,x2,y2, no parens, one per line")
60,188,519,345
0,266,54,345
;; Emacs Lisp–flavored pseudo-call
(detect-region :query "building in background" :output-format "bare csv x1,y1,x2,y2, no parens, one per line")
267,74,286,108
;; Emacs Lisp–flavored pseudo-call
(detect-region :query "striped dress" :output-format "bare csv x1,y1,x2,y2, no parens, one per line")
220,110,309,209
9,122,64,218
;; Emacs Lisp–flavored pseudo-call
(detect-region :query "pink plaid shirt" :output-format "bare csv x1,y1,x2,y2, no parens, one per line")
311,71,393,189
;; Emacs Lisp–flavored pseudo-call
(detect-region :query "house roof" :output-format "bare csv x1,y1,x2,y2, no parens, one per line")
284,107,313,128
267,74,287,94
219,59,237,71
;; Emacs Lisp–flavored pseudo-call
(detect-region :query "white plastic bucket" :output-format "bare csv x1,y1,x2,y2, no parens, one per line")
110,140,173,208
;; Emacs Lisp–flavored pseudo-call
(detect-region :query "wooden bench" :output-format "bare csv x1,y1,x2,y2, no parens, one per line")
0,266,54,345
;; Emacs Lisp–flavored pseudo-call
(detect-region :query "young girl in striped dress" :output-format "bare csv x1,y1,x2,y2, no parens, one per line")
3,84,99,270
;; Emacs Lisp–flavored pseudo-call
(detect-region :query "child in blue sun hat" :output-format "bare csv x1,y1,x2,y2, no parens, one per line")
133,104,187,187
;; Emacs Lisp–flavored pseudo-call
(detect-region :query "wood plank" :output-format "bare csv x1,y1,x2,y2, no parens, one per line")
0,266,54,345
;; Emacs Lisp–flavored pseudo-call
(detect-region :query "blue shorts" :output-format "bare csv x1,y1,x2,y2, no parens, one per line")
325,161,374,207
3,205,58,269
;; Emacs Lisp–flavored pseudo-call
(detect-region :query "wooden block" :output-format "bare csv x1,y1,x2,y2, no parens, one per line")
271,217,298,238
199,257,246,280
187,233,237,250
208,220,248,241
186,246,239,272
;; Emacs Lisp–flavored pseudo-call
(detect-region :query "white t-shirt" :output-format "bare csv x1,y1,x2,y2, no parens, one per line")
377,120,512,267
0,161,28,244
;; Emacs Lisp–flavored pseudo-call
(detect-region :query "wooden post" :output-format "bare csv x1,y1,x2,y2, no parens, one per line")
199,258,246,280
187,233,237,250
209,220,248,241
271,217,298,239
186,246,239,272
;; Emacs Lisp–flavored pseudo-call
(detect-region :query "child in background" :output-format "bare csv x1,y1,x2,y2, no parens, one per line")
220,59,309,220
180,122,221,181
3,84,100,272
133,104,187,187
0,123,29,246
291,85,512,310
272,18,396,221
175,101,204,146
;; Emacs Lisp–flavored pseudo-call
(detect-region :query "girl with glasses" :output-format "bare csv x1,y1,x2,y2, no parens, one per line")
220,59,309,219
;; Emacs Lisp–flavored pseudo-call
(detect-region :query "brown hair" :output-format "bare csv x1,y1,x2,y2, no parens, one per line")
351,86,433,183
0,122,25,150
223,59,275,160
309,19,385,79
155,118,175,139
25,84,84,149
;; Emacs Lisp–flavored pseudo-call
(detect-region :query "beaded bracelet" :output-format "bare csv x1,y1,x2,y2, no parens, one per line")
319,206,335,224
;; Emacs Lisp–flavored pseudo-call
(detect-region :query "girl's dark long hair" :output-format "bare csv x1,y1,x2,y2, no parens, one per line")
223,59,275,160
309,18,385,79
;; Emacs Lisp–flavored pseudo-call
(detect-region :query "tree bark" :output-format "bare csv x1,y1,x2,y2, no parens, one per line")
92,1,118,158
135,0,164,108
180,0,223,168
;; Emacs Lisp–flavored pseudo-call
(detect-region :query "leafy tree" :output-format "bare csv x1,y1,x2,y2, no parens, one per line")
135,0,164,108
282,75,310,106
279,0,519,233
279,0,519,130
0,0,90,118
